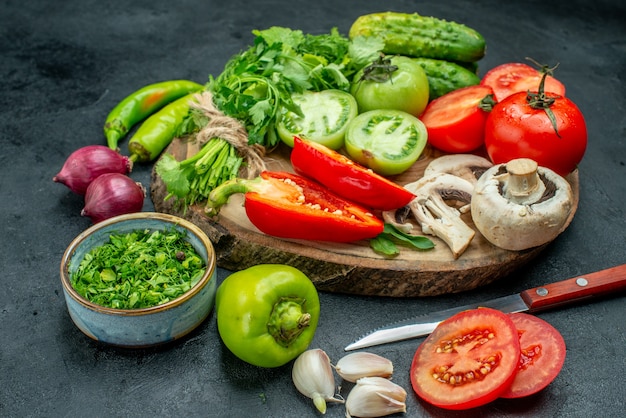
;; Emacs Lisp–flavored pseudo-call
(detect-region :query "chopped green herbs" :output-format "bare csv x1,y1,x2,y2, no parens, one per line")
71,228,206,309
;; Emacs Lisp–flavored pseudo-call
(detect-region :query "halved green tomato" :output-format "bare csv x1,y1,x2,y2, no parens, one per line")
344,109,428,176
276,89,358,150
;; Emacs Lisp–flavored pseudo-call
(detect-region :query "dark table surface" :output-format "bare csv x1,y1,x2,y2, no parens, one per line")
1,0,625,417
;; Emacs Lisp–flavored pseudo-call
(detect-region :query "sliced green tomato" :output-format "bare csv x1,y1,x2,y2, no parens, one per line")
344,109,428,175
276,89,358,150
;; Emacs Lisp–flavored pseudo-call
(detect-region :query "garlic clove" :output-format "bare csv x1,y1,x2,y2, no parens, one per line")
334,352,394,383
292,348,344,414
345,377,407,418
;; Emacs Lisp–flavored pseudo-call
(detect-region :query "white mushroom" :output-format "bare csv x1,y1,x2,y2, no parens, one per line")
384,173,475,258
424,154,494,184
471,158,574,251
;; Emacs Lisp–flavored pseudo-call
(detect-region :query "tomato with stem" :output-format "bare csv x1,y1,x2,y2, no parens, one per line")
484,64,587,176
410,308,520,410
350,55,430,117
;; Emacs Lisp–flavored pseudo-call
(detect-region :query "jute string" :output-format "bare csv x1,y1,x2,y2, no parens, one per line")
189,91,267,179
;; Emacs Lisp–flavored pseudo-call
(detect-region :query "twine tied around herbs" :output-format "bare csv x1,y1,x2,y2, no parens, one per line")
190,91,267,179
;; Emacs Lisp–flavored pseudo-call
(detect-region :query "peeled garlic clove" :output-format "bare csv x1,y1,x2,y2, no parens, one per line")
334,352,394,383
345,377,407,418
292,348,344,414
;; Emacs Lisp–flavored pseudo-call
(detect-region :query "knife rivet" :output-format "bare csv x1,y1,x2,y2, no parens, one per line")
536,287,548,297
576,277,589,287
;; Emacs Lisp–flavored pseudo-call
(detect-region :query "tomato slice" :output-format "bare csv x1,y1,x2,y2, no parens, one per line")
419,85,493,153
480,63,566,102
290,136,415,211
276,89,358,150
500,313,566,399
410,308,520,410
344,109,428,176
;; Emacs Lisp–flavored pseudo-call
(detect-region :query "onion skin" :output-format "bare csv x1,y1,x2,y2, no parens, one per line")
81,173,145,223
53,145,133,195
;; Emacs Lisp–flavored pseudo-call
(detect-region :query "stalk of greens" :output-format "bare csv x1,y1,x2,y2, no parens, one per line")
155,26,383,211
71,228,206,309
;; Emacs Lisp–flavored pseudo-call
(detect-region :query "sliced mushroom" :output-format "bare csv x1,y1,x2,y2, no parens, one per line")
424,154,494,184
384,173,475,258
471,158,574,251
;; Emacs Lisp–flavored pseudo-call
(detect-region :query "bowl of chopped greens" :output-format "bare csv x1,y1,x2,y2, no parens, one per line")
60,212,217,347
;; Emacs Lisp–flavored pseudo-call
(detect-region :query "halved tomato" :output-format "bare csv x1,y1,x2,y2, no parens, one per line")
480,62,566,102
410,308,520,410
499,313,566,399
419,85,494,153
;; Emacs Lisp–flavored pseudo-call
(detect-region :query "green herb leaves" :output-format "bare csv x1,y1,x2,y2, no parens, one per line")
71,228,206,309
208,26,381,147
370,223,435,257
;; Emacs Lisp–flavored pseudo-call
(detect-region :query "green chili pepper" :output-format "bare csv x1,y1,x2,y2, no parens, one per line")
104,80,203,151
127,93,197,163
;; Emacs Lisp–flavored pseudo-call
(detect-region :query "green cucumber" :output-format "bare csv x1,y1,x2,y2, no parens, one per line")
349,12,486,63
414,57,481,100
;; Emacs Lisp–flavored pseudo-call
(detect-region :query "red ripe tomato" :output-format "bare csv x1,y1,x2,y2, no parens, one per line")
500,313,566,399
410,308,521,410
481,62,566,102
419,85,494,153
484,90,587,176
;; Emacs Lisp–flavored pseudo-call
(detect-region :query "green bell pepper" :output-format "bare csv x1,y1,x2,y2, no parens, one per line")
216,264,320,368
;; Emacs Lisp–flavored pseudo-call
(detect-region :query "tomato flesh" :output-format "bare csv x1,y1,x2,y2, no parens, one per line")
484,91,587,176
410,308,520,410
500,313,566,398
344,109,428,176
276,89,358,150
480,62,566,102
419,85,493,153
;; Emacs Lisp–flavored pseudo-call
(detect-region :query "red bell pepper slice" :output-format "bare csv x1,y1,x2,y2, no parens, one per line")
206,171,384,243
290,136,415,211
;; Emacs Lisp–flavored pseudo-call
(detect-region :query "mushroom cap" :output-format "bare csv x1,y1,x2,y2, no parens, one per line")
471,160,574,251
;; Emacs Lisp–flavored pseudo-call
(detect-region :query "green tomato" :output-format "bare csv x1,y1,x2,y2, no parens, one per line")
344,109,428,176
215,264,320,368
276,89,358,150
350,55,430,117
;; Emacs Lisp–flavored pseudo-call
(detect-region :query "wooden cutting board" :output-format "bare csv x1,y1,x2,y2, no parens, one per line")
150,138,579,297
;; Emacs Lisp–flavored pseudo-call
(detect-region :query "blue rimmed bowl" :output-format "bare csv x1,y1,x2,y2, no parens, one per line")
60,212,217,348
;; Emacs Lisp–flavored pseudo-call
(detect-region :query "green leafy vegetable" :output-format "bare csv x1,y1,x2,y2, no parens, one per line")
370,223,435,256
207,26,381,147
71,228,206,309
156,138,242,212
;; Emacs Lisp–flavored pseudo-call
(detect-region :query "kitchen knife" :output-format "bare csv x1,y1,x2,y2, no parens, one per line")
345,263,626,351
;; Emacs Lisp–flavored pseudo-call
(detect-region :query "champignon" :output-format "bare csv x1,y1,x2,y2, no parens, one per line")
384,173,475,258
423,154,494,184
471,158,574,251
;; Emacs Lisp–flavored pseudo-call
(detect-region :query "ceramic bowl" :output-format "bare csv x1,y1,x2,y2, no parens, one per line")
60,212,217,348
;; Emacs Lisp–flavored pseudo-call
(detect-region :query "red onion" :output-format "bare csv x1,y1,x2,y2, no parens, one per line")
53,145,133,195
81,173,146,223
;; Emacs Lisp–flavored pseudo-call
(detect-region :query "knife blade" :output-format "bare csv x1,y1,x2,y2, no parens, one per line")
345,263,626,351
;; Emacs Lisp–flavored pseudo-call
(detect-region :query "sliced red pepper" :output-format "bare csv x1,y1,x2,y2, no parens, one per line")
290,136,415,211
206,171,384,243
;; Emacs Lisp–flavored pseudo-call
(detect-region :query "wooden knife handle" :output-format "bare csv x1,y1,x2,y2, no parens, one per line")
521,264,626,312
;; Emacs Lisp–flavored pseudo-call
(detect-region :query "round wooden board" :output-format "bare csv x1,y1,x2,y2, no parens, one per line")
150,138,579,297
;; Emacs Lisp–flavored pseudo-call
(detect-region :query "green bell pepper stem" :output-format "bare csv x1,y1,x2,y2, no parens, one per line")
267,297,311,347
